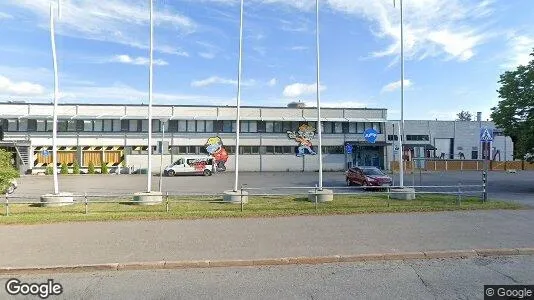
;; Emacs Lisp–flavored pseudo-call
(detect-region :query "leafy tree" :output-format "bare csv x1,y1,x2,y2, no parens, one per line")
73,160,80,174
101,162,109,174
88,161,95,174
0,149,19,193
491,49,534,162
45,165,53,175
456,111,472,121
60,162,69,174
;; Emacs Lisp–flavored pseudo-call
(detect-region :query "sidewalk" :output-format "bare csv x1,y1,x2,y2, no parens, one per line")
1,209,533,269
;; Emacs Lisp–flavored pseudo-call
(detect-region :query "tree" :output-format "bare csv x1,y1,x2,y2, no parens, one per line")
101,162,108,174
456,111,472,121
88,161,95,174
73,160,80,174
0,149,19,193
60,162,69,174
491,49,534,162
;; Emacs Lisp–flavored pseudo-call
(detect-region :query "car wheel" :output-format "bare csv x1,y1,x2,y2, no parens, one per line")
167,170,175,177
203,169,212,176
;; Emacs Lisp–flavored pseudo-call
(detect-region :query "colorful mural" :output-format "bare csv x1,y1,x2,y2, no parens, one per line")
287,124,317,157
205,136,228,172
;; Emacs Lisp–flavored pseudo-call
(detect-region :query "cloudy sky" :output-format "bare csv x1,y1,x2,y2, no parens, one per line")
0,0,533,120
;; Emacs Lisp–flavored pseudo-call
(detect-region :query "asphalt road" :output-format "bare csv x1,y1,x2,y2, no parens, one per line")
9,171,534,205
2,255,533,300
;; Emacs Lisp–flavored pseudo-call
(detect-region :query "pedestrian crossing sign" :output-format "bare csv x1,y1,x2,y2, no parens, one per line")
480,127,494,142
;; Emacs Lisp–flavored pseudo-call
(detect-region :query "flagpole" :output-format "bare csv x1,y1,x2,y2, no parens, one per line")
233,0,244,192
147,0,154,192
50,1,59,194
394,0,405,187
315,0,323,190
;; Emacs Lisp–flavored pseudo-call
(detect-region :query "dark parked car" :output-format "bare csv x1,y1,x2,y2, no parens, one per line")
345,166,392,187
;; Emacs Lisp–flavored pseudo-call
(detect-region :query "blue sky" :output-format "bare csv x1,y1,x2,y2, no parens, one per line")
0,0,533,120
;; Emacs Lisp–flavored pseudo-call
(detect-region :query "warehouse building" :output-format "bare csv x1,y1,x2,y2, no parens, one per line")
0,101,513,174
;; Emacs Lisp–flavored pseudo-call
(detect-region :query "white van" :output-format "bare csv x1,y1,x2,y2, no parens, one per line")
164,155,214,176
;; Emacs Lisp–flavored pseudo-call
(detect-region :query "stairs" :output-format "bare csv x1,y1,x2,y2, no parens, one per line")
14,145,30,173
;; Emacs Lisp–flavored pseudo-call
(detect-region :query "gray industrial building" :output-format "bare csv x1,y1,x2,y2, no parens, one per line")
0,101,513,174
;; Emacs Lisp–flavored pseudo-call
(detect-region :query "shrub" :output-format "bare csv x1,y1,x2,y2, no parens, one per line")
45,165,54,175
73,160,80,174
60,162,69,174
0,149,19,193
88,161,95,174
101,162,109,174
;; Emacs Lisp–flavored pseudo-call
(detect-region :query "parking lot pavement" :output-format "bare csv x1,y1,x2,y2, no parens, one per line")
7,171,534,205
2,255,533,300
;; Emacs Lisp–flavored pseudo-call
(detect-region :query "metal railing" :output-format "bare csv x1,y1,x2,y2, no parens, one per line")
2,183,486,217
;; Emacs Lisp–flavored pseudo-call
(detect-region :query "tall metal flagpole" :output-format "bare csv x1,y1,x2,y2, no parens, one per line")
147,0,154,192
233,0,244,192
394,0,405,187
315,0,323,190
50,1,60,194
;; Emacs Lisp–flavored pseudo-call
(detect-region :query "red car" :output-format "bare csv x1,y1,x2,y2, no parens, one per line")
346,166,392,187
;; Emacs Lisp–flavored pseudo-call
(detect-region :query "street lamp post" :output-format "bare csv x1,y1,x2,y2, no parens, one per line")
158,119,167,193
147,0,154,193
233,0,244,193
315,0,323,190
50,2,59,195
394,0,405,188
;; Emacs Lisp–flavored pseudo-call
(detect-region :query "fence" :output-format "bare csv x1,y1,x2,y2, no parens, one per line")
2,183,487,217
390,159,534,172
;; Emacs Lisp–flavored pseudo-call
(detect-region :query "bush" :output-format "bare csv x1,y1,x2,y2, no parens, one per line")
88,161,95,174
60,162,69,174
0,149,19,193
101,162,109,174
45,165,54,175
73,160,80,174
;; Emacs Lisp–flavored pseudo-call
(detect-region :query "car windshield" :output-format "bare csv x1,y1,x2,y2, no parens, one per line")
361,168,384,176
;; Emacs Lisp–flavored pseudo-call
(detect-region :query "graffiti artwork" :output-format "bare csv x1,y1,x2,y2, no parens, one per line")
287,124,317,157
205,136,228,172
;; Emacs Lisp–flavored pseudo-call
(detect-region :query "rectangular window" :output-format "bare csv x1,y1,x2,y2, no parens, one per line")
240,121,249,133
93,120,103,132
152,119,160,132
273,122,282,133
349,123,356,133
58,120,68,132
129,120,137,132
66,120,76,132
113,120,121,132
251,146,260,154
141,120,148,132
103,120,113,132
196,120,205,132
178,120,187,132
36,120,46,132
83,120,92,132
471,151,478,159
222,121,233,133
356,122,364,133
282,122,292,132
187,120,196,132
266,146,274,154
18,119,28,132
257,121,266,133
205,121,214,132
46,120,53,132
388,135,398,141
7,119,17,131
266,122,274,133
334,122,343,134
248,121,257,133
188,146,197,154
274,146,283,154
372,122,381,134
322,122,333,134
283,146,293,154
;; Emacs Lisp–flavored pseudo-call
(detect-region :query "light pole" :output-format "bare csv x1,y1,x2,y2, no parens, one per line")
315,0,323,190
50,1,60,194
233,0,244,192
158,119,167,192
394,0,405,187
147,0,154,192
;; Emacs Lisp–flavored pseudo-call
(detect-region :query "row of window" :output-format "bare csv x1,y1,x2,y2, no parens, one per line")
0,119,384,134
129,145,345,155
387,135,430,141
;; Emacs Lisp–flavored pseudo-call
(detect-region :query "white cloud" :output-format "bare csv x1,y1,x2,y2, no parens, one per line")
502,35,534,68
110,54,168,66
381,79,412,93
0,12,13,20
6,0,194,56
191,76,256,88
268,78,277,87
199,52,216,59
283,82,326,98
290,46,309,51
0,75,45,96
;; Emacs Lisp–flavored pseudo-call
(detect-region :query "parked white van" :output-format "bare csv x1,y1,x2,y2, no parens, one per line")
164,155,214,176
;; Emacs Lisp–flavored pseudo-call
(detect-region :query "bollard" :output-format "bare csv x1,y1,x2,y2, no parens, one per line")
5,194,9,217
165,192,169,213
84,192,88,214
456,183,462,206
240,184,244,212
482,171,487,202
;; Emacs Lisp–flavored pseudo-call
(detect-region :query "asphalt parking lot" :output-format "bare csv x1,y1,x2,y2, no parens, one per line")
8,170,534,206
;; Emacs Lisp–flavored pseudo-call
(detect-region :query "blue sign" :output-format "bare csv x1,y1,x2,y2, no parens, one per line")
364,128,378,143
345,144,353,154
42,150,49,157
480,127,494,142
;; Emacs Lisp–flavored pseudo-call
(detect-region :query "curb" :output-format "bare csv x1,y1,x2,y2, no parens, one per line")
1,247,533,275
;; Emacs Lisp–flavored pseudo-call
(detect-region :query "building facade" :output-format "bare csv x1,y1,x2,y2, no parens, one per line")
0,102,513,174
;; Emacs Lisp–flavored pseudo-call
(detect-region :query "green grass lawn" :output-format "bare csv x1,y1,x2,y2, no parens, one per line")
0,194,524,225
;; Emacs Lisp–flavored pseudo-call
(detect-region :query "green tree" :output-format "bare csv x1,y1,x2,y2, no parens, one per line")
73,160,80,174
101,162,108,174
456,111,472,121
0,149,19,193
45,165,54,175
491,49,534,162
88,161,95,174
60,162,69,174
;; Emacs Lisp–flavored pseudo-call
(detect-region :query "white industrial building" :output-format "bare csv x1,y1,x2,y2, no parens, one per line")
0,101,513,174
